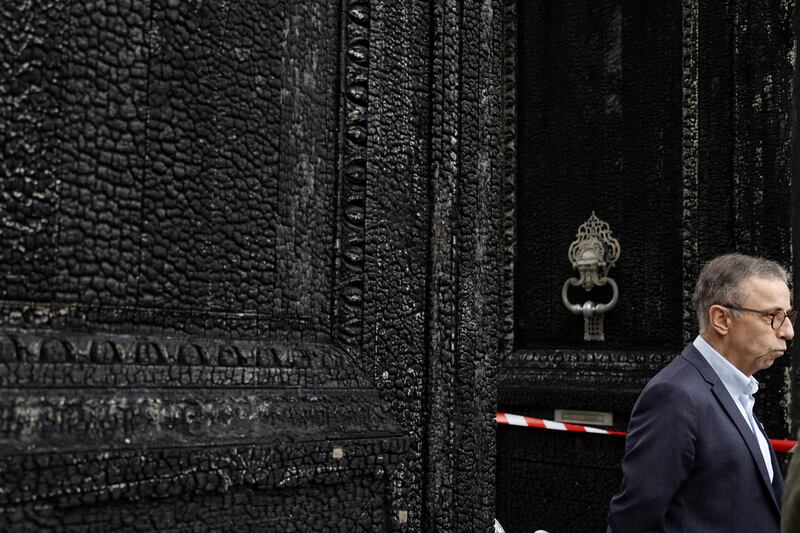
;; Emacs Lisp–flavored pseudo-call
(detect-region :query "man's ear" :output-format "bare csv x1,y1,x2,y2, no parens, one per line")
708,305,731,336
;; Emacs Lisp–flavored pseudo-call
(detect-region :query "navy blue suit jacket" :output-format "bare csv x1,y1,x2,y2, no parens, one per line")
607,344,783,532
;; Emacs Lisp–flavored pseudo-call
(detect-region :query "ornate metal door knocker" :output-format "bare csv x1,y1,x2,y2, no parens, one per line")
561,212,620,341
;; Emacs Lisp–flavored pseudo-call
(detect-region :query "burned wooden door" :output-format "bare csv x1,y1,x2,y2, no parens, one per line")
0,0,414,530
0,0,507,531
497,1,797,531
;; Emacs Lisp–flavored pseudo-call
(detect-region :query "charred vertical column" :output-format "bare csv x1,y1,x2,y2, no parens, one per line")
681,0,700,343
427,0,504,530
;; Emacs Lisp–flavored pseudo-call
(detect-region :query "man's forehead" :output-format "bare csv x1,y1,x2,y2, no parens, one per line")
739,275,791,305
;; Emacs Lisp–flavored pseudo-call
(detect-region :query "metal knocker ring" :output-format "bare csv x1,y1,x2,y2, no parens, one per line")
561,277,619,318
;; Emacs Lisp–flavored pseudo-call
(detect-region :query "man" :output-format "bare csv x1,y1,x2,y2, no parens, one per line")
607,253,796,532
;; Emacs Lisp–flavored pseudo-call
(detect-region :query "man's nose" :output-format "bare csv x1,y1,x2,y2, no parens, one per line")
780,317,795,340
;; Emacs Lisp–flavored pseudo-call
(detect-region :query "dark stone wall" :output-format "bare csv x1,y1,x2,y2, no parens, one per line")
497,1,797,532
0,0,505,532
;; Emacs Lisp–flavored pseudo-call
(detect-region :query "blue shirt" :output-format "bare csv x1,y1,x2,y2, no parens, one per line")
693,335,773,481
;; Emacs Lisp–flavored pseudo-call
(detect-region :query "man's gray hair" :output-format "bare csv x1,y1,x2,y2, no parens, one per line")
692,253,789,333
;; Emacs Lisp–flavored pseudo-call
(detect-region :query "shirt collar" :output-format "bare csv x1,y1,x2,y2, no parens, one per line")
693,335,759,397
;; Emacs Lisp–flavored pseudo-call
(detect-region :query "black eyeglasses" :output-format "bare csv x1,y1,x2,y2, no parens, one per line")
721,304,799,330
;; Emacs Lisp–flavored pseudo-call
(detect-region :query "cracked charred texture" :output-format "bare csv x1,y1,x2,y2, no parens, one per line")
364,0,431,529
454,0,503,530
140,0,337,327
0,440,406,532
54,0,150,307
496,427,625,532
0,390,399,454
426,0,460,528
1,0,509,530
681,0,700,343
0,0,411,531
0,0,67,302
425,0,503,531
2,0,338,331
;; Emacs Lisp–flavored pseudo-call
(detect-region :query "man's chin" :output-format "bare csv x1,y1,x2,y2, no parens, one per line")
759,354,783,370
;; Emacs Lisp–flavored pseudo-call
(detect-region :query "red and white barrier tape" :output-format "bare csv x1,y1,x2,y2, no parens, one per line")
496,411,798,453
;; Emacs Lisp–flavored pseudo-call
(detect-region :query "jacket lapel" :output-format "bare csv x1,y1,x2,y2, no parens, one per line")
681,345,781,512
756,415,785,504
